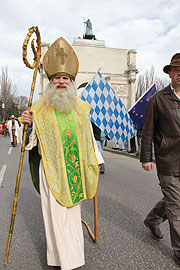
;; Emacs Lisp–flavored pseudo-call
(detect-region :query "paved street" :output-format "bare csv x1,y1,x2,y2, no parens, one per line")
0,135,179,270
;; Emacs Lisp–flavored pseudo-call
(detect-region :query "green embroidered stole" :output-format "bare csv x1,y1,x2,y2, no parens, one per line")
54,109,84,204
31,97,99,207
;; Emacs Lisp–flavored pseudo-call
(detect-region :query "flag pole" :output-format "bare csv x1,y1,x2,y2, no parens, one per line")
4,26,41,265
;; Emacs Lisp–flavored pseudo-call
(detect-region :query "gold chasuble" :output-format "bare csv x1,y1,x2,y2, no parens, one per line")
31,97,99,207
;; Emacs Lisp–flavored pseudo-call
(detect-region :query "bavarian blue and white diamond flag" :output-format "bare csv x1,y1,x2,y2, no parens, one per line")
81,72,135,145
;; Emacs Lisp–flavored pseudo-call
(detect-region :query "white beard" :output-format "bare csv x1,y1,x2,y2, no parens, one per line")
42,80,77,113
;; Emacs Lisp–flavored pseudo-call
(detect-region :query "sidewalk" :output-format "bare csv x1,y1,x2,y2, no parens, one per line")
104,140,155,162
104,140,140,160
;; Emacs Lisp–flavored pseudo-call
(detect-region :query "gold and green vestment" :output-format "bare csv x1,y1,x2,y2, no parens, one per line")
29,98,99,207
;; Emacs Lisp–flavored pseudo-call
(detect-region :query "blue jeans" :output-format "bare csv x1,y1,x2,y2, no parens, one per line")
97,137,106,169
123,140,128,151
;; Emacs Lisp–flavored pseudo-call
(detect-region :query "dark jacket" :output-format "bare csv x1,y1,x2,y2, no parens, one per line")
91,122,101,141
140,85,180,176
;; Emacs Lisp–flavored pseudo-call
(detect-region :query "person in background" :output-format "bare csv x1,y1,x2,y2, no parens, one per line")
128,136,136,153
119,140,128,152
99,129,106,174
8,115,19,147
136,129,142,157
91,122,105,174
2,120,8,136
0,123,2,134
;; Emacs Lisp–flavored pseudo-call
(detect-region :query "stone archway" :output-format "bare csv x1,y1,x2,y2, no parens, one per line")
77,82,88,89
76,82,88,98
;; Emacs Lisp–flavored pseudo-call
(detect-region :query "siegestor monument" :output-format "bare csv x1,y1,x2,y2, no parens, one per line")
39,19,138,110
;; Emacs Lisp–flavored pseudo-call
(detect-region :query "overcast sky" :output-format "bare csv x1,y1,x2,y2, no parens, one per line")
0,0,180,101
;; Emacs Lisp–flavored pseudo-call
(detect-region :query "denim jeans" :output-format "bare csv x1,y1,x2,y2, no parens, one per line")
96,137,106,169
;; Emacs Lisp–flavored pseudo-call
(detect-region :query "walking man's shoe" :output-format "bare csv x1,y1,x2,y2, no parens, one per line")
174,253,180,266
100,168,105,174
144,219,163,241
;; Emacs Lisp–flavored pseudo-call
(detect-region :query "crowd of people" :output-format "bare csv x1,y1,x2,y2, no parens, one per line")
2,34,180,268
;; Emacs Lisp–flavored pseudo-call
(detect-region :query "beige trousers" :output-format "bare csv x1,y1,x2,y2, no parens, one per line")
39,160,85,270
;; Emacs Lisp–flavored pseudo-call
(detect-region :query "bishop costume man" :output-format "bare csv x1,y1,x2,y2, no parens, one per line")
21,37,103,270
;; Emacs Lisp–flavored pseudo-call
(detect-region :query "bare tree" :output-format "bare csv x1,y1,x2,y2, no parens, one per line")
0,66,16,120
15,96,28,115
155,77,169,91
136,65,169,100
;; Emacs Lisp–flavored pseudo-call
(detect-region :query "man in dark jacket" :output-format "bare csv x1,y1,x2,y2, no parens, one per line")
140,53,180,265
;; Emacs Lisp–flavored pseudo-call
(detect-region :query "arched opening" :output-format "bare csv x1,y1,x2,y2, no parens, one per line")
77,82,89,98
77,82,88,89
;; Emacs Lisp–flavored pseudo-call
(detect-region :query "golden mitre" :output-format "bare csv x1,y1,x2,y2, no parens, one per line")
43,37,79,81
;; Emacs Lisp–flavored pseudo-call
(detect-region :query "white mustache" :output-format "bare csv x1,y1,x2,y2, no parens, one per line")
56,83,67,88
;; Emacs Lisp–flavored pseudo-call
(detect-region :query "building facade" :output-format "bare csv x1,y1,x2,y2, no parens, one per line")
39,38,138,110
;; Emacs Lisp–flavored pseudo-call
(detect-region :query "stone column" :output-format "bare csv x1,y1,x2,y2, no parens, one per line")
127,50,138,109
39,42,51,97
129,74,136,107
